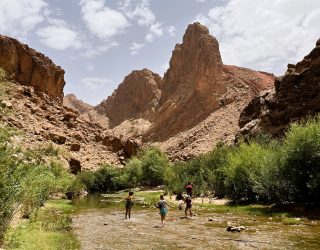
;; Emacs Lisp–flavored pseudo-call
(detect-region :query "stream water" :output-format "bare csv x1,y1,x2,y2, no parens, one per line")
72,194,320,250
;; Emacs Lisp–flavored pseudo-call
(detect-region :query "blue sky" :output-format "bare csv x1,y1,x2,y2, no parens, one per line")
0,0,319,105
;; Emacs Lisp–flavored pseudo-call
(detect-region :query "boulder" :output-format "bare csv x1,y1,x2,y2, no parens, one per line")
103,136,123,152
63,112,77,122
70,143,81,152
226,225,246,232
48,132,67,144
123,139,140,158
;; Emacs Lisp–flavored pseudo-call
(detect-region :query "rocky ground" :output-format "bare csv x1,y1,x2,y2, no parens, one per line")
0,78,140,171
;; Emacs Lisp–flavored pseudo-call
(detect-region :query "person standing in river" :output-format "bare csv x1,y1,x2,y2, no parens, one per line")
157,194,172,227
125,191,134,219
184,195,193,217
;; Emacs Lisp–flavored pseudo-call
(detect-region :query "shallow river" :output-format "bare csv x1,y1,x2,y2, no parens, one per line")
72,194,320,250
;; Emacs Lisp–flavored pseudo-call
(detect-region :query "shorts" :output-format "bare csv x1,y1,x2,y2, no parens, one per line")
186,204,192,209
160,207,167,215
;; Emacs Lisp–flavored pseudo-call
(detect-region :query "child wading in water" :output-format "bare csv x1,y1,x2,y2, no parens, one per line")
125,191,134,219
184,195,193,217
157,194,172,227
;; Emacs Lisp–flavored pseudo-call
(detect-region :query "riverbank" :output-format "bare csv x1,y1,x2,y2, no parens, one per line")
3,200,79,250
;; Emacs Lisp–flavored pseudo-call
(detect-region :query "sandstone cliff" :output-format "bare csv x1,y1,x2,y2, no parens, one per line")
156,65,275,160
239,39,320,138
95,69,162,128
92,22,274,159
145,22,274,142
146,22,226,141
0,35,65,101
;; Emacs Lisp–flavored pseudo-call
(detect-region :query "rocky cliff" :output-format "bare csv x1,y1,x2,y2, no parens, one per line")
145,22,226,141
0,35,65,101
95,69,162,128
156,65,275,160
239,39,320,138
145,22,274,142
63,94,109,128
91,22,274,159
64,94,93,114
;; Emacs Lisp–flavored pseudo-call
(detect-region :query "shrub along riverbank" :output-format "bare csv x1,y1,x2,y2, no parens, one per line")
0,126,78,246
4,200,79,250
76,115,320,206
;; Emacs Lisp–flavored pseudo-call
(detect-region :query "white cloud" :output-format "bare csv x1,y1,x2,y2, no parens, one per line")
87,64,95,71
145,22,176,42
145,33,155,42
129,42,145,55
194,0,320,75
80,0,130,40
119,0,175,42
37,19,82,50
195,0,207,2
145,22,164,42
79,77,113,89
0,0,48,38
83,42,119,58
166,26,176,37
119,0,155,26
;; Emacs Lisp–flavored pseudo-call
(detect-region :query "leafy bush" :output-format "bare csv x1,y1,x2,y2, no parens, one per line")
123,157,142,188
281,116,320,203
0,127,75,242
77,165,126,193
139,147,170,186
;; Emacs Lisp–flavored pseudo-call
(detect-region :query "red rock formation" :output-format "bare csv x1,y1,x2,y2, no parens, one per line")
63,94,109,128
239,39,320,138
63,94,93,114
0,35,65,101
95,68,162,128
145,23,226,141
157,65,275,160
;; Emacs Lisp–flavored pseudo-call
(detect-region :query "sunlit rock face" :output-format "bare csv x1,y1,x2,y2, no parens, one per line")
0,35,65,101
95,68,162,128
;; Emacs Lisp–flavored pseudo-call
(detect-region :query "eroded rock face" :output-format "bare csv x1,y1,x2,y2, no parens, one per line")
63,94,92,114
145,22,227,140
239,40,320,138
0,35,65,101
95,69,162,128
63,94,109,128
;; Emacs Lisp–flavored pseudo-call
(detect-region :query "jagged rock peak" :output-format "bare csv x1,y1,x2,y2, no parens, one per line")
0,35,65,101
95,68,162,128
146,22,226,141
